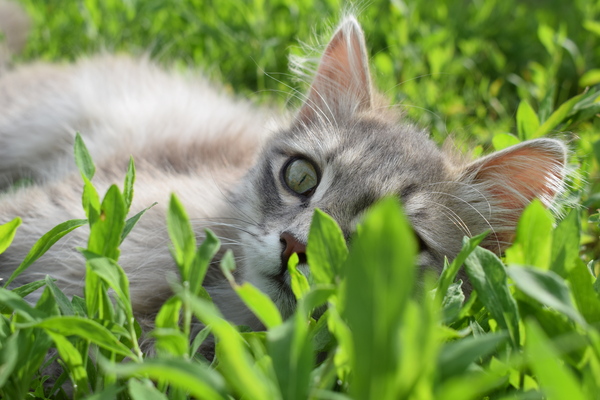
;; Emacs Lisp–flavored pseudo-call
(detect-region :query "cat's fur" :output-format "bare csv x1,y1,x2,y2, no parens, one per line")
0,5,566,333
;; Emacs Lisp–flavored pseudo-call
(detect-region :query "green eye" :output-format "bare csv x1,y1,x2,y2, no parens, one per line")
283,158,319,196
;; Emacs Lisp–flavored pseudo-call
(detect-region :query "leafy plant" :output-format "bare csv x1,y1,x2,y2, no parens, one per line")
1,0,600,399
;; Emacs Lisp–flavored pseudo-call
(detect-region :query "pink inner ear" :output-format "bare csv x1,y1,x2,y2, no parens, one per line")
479,147,564,209
297,18,372,124
465,139,566,249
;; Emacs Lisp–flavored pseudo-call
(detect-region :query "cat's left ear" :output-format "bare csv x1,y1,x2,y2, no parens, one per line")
297,16,372,124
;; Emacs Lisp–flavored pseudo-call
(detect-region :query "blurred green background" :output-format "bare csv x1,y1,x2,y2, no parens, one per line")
12,0,600,258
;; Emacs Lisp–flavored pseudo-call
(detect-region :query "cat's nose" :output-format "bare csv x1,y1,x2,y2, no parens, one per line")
280,231,307,267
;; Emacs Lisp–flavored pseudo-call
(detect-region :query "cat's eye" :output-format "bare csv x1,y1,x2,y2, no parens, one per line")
282,158,319,197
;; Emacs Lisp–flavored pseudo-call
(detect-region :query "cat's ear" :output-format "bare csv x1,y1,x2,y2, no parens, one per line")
460,138,566,244
297,16,372,124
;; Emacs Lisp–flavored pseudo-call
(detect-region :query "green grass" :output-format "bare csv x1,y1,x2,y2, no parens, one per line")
1,0,600,399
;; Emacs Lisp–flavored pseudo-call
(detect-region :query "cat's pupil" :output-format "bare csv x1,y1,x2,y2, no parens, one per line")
283,158,318,196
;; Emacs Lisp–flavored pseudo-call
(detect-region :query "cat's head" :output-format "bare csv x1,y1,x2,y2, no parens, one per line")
233,17,566,316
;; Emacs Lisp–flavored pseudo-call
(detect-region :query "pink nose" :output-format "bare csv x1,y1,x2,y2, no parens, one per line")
280,232,307,267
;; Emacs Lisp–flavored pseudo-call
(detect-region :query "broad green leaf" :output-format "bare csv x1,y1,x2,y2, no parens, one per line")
184,292,277,399
505,199,553,270
235,282,282,329
189,229,220,296
155,296,182,329
129,379,168,400
438,332,507,380
307,209,348,284
87,185,126,261
507,266,585,326
525,321,587,400
436,232,487,304
327,305,353,381
288,253,310,299
46,331,88,393
0,333,19,387
268,313,313,400
123,156,136,214
74,132,95,180
550,209,580,276
580,69,600,86
167,194,196,280
100,357,227,400
492,133,520,151
3,219,87,287
343,198,417,399
464,246,520,347
151,328,188,357
121,202,157,243
0,287,44,321
441,281,464,324
24,316,134,358
568,259,600,324
516,100,540,140
0,217,21,255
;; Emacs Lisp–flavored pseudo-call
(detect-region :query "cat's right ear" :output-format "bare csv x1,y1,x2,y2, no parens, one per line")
296,17,373,125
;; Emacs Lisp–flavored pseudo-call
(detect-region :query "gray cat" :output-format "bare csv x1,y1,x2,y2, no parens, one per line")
0,10,566,332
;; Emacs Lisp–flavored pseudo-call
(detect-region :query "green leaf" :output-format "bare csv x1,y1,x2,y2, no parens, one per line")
436,232,487,304
189,229,220,296
438,332,508,380
3,219,87,287
550,209,580,276
155,296,182,329
516,100,540,140
464,246,520,347
579,69,600,86
0,333,19,387
492,133,520,151
288,253,310,299
0,217,21,255
568,259,600,324
441,280,464,324
82,253,132,318
235,282,282,329
151,328,188,357
46,331,89,393
533,92,585,137
82,177,101,226
123,156,136,215
508,266,586,326
87,185,126,261
24,316,134,358
343,198,417,399
268,313,313,400
307,209,348,284
167,194,196,280
74,132,96,180
44,276,75,316
100,357,227,400
121,202,157,243
129,379,168,400
9,279,46,299
0,287,44,321
184,292,277,399
505,199,553,270
525,320,587,400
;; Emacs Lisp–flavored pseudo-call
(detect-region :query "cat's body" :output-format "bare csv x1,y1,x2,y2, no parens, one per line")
0,7,566,333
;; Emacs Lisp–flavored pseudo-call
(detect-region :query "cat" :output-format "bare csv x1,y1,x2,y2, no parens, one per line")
0,5,566,335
